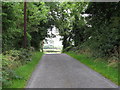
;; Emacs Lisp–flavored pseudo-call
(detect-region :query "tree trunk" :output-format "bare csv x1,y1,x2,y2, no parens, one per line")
63,35,68,50
23,1,27,48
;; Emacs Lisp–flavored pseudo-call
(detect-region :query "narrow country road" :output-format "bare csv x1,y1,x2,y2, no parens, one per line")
26,54,117,88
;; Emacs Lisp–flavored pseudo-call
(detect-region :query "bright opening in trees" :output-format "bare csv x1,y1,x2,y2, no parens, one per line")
43,26,63,54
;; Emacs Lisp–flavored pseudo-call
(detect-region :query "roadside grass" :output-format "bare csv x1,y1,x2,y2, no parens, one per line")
9,52,43,88
66,52,118,85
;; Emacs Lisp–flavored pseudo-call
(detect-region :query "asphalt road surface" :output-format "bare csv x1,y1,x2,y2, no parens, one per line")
26,54,118,88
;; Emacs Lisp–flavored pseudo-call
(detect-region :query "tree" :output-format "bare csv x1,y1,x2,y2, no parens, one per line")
24,1,27,48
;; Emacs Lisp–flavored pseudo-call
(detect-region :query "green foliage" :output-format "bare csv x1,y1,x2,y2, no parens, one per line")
2,2,120,87
58,2,120,61
1,49,32,87
9,52,43,88
18,49,32,64
82,2,120,59
2,2,120,58
2,2,23,51
2,2,50,51
62,45,74,52
2,54,21,87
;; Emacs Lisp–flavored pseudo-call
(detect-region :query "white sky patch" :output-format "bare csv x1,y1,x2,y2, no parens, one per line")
44,26,63,48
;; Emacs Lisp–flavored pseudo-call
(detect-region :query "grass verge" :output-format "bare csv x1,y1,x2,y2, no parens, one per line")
9,52,43,88
66,52,118,85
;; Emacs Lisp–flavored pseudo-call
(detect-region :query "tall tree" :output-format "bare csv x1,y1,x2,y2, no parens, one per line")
24,1,27,48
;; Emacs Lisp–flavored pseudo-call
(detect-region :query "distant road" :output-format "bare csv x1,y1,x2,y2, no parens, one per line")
43,49,62,54
26,54,118,88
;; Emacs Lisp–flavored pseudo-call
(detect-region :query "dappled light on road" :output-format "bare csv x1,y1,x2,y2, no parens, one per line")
43,49,62,54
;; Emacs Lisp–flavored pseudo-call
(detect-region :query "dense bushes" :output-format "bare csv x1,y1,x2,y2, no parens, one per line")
1,49,32,87
62,2,120,63
83,3,120,59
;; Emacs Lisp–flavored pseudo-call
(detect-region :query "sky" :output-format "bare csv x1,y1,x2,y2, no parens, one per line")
44,26,63,48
